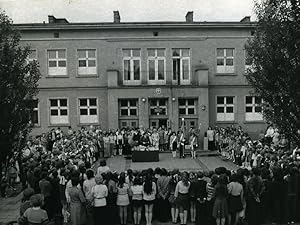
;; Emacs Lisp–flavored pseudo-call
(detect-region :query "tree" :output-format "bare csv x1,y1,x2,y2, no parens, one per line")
245,0,300,146
0,11,40,181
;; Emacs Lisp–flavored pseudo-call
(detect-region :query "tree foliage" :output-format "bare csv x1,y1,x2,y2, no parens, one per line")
245,0,300,146
0,11,40,170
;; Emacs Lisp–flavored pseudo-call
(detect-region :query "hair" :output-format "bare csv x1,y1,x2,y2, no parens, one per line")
86,169,94,180
95,175,103,185
71,177,79,186
197,171,204,179
118,172,126,188
230,173,238,182
30,194,44,207
127,169,134,183
143,173,153,195
181,171,189,187
161,168,168,176
133,176,142,186
211,174,219,186
100,160,107,167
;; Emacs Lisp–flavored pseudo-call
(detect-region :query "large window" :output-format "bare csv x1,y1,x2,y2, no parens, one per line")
179,99,196,115
172,48,190,85
79,98,98,124
47,50,67,76
119,99,138,116
49,98,69,124
216,48,234,74
123,49,141,84
216,96,235,121
149,99,168,116
77,49,97,75
245,50,254,73
148,49,166,84
28,50,37,63
245,96,263,121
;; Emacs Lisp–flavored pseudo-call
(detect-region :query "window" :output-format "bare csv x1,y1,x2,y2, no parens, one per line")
28,50,37,63
245,96,263,121
149,99,167,115
123,49,141,84
216,48,234,74
32,100,39,125
147,49,166,84
179,99,196,115
119,99,138,116
216,96,235,121
172,48,190,85
79,98,98,124
77,49,97,75
245,50,254,73
47,50,67,76
49,98,69,124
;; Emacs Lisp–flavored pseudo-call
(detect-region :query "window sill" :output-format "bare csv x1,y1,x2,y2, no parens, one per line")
76,74,99,78
48,124,70,127
215,73,237,76
78,122,99,126
46,75,69,78
244,121,265,124
215,121,238,124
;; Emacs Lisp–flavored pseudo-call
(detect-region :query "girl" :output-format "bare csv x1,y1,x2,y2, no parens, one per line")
116,172,131,225
170,132,177,158
142,173,157,225
190,133,197,159
131,176,143,225
175,171,190,225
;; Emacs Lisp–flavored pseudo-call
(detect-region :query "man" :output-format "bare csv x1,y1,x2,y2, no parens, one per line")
194,172,208,225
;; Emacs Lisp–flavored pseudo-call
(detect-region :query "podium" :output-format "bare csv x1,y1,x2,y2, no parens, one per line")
132,146,159,162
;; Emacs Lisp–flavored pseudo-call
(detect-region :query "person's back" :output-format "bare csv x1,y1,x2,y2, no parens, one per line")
23,207,49,225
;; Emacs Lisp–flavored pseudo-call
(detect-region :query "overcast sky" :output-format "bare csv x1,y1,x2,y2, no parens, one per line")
0,0,255,24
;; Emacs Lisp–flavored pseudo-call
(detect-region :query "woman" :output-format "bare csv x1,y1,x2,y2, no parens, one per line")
169,171,179,223
116,172,131,225
83,169,96,225
20,188,35,216
103,133,111,158
143,173,157,225
212,175,228,225
105,172,118,225
90,174,108,225
175,171,190,225
157,168,171,222
188,172,197,223
207,127,215,151
190,133,197,159
131,176,143,225
97,159,110,176
68,177,86,225
109,132,116,156
227,173,244,225
170,132,177,158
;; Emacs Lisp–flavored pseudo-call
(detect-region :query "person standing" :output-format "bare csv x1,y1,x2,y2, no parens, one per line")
83,169,96,225
207,127,215,151
157,168,171,222
116,172,131,225
131,176,143,225
143,173,157,225
170,132,178,158
175,172,190,225
103,133,111,158
178,131,186,158
195,172,208,225
190,133,197,159
212,175,228,225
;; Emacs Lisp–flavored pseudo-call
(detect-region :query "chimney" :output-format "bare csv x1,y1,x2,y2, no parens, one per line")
240,16,251,23
48,15,56,24
113,11,121,23
185,11,193,23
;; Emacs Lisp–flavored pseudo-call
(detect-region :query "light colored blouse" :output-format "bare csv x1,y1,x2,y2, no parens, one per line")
91,184,108,207
143,182,157,201
227,181,243,196
174,180,190,198
131,185,143,200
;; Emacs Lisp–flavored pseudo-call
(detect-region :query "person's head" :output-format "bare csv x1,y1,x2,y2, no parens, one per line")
161,168,168,176
211,174,219,186
181,171,189,186
30,194,44,207
23,188,35,202
86,169,94,180
118,172,126,188
71,177,80,186
100,160,107,167
95,175,103,185
133,176,142,186
197,171,204,179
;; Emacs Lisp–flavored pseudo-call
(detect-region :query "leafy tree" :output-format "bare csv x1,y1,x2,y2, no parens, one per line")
245,0,300,146
0,11,40,181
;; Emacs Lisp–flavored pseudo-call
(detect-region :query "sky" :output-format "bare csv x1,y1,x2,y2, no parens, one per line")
0,0,255,24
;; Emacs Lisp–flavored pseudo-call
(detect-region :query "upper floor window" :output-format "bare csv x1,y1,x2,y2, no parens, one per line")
148,49,166,84
245,96,263,121
79,98,98,124
49,98,69,124
216,96,235,121
149,98,168,116
172,48,190,85
28,50,37,63
119,99,138,116
179,99,196,115
26,99,39,125
77,49,97,75
123,49,141,84
48,50,67,76
216,48,234,74
245,50,254,74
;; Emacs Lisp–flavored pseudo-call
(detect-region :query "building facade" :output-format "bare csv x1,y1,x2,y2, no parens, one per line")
17,12,266,144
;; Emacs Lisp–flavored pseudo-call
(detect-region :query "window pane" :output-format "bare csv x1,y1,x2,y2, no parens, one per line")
29,50,36,59
226,49,234,57
159,99,166,105
217,49,224,57
79,60,86,67
49,61,57,67
80,109,88,115
123,49,130,57
60,109,68,116
226,107,234,113
255,97,262,104
131,121,137,127
158,60,164,80
173,59,180,80
50,109,58,116
130,109,137,116
90,108,97,115
133,60,140,80
150,108,156,115
179,99,185,106
161,108,166,115
246,106,253,112
150,99,156,106
246,96,253,104
121,109,128,116
187,99,194,105
88,60,96,67
78,50,86,58
32,111,38,124
80,99,87,106
188,108,195,114
60,99,67,106
182,49,189,57
255,106,262,113
50,99,58,106
182,59,189,80
172,49,180,57
217,107,224,113
217,59,224,66
124,60,130,80
148,49,155,57
157,49,165,57
132,49,140,57
129,100,136,106
217,97,224,104
58,61,66,67
226,97,234,104
33,100,39,108
121,122,127,127
120,100,128,107
89,98,97,106
148,60,155,80
57,50,65,58
88,50,96,58
226,58,233,66
179,108,186,115
48,51,56,59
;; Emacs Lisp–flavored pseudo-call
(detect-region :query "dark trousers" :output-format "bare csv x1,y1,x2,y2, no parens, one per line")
196,201,207,225
208,141,215,151
157,198,170,222
247,198,262,225
179,145,185,158
93,206,107,225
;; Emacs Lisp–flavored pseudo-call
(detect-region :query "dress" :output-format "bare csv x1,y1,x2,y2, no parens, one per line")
68,186,86,225
116,184,130,206
212,184,228,218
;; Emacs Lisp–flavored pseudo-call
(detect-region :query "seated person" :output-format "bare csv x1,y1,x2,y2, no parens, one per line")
20,188,35,216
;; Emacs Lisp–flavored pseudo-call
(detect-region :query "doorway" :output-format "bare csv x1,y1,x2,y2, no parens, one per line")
150,119,167,129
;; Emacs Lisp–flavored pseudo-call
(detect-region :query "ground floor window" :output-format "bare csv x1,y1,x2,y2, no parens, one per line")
216,96,235,121
245,96,263,121
49,98,69,124
119,120,138,129
79,98,98,124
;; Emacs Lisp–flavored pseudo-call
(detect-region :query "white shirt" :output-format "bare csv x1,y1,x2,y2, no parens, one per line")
97,166,110,175
91,184,108,207
142,182,156,201
131,185,143,200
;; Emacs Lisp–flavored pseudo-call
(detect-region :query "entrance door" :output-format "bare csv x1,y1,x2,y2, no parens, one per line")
179,118,198,131
150,119,159,128
158,119,167,128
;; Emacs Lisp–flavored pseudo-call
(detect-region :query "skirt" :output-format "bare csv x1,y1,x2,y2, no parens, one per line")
132,199,143,208
212,198,228,219
228,195,243,213
175,193,189,210
117,194,130,206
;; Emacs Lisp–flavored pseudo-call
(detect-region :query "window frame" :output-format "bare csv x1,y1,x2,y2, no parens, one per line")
122,49,141,85
149,98,168,116
216,48,235,74
178,98,197,116
48,97,69,125
244,49,255,74
78,97,99,124
47,49,67,76
172,48,191,85
147,48,166,85
216,96,236,122
119,99,139,117
245,96,264,121
77,49,97,76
